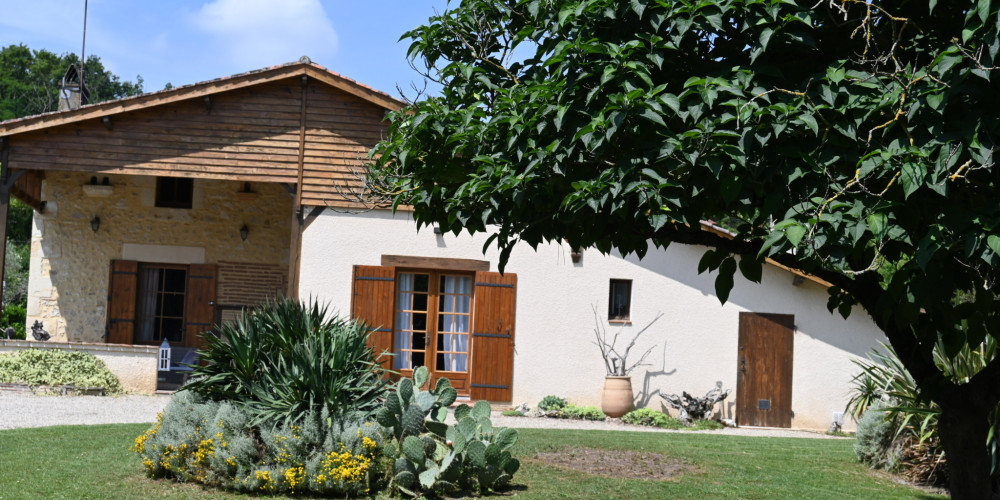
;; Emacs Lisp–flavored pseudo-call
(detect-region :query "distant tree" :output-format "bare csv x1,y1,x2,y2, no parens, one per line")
0,45,142,323
0,44,143,120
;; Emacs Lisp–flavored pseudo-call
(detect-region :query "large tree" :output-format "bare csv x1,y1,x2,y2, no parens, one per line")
0,44,143,120
370,0,1000,496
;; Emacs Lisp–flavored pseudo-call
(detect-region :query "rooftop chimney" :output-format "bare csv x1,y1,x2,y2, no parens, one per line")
58,64,88,111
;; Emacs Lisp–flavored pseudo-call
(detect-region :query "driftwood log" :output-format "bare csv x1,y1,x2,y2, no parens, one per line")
661,381,729,424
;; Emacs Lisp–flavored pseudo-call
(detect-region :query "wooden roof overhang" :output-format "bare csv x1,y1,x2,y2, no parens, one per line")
0,60,406,212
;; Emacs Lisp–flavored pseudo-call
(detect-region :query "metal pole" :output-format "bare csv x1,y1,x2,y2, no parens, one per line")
80,0,88,102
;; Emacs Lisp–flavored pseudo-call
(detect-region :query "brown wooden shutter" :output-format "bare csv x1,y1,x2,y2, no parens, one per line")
351,265,395,370
106,260,138,345
185,264,217,349
470,271,517,402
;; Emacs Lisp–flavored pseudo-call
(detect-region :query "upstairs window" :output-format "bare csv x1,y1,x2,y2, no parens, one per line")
609,279,632,322
155,177,193,208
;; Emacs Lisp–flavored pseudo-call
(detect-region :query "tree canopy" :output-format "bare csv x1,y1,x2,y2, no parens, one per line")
371,1,1000,495
0,44,143,121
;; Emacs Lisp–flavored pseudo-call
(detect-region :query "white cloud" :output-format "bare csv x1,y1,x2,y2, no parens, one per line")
189,0,338,69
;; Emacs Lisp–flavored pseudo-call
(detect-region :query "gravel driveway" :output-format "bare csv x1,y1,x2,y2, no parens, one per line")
0,392,842,439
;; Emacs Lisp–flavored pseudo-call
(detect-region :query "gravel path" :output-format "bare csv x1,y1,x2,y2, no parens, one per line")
0,393,171,430
0,392,842,439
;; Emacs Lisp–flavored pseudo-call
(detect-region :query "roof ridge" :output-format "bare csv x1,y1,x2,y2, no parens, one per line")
0,59,407,131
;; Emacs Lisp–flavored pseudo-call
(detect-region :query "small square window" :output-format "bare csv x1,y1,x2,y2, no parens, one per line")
155,177,193,208
609,279,632,322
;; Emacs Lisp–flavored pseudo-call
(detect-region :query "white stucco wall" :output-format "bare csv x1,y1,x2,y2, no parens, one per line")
299,210,887,430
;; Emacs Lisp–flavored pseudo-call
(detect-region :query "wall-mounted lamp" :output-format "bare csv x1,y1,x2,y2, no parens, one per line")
90,215,101,233
570,248,583,263
433,224,442,234
239,224,249,242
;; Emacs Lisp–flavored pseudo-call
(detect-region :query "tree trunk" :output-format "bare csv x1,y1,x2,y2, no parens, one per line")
938,395,993,499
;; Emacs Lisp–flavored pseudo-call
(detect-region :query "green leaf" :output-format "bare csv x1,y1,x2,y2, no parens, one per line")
800,114,818,135
987,235,1000,257
916,226,944,271
900,163,925,198
698,249,724,273
715,257,737,305
630,0,646,18
640,108,666,127
720,175,740,204
868,213,888,239
785,224,806,247
759,27,774,50
660,94,680,114
838,301,852,320
738,256,763,283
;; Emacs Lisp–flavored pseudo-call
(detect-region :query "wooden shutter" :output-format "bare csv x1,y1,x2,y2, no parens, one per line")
185,264,217,348
106,260,138,344
351,265,395,370
470,271,517,402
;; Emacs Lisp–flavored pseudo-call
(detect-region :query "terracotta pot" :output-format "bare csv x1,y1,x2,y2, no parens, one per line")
601,375,634,418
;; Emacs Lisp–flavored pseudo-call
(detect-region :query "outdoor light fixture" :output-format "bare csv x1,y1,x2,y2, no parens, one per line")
90,215,100,233
239,224,249,242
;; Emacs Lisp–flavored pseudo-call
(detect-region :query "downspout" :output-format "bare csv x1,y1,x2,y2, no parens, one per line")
287,75,308,298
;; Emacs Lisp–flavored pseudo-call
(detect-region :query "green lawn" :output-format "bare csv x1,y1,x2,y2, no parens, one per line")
0,424,944,500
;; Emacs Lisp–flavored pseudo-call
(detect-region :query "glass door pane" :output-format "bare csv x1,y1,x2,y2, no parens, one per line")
435,275,471,372
395,273,429,369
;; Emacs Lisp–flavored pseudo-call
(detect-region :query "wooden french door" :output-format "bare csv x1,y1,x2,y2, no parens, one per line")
394,270,473,394
736,312,794,428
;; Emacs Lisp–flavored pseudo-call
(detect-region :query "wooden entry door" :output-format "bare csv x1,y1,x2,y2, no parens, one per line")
736,312,794,427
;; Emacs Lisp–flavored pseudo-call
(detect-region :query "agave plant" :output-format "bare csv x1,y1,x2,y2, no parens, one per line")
185,298,390,426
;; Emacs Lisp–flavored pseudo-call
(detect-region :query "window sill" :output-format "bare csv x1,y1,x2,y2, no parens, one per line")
608,319,632,325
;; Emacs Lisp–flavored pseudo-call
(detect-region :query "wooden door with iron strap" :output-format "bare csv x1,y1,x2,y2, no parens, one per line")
736,312,794,428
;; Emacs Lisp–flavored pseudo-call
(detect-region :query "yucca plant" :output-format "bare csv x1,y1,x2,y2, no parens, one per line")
847,336,1000,483
185,298,390,426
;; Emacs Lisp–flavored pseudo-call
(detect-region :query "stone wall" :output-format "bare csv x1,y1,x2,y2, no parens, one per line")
26,172,293,342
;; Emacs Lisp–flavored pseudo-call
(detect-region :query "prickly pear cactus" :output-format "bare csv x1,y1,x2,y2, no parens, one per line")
380,366,518,496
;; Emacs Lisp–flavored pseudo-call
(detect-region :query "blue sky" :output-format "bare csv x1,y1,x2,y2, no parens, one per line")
0,0,449,98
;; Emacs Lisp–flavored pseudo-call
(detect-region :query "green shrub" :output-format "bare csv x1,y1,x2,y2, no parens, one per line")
538,395,567,412
0,348,122,394
502,409,524,417
134,390,385,496
0,303,25,339
562,404,606,421
623,408,675,427
184,298,389,426
854,404,901,470
376,366,520,496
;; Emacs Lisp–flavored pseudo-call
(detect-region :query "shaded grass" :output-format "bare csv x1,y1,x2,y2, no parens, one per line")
0,424,944,500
